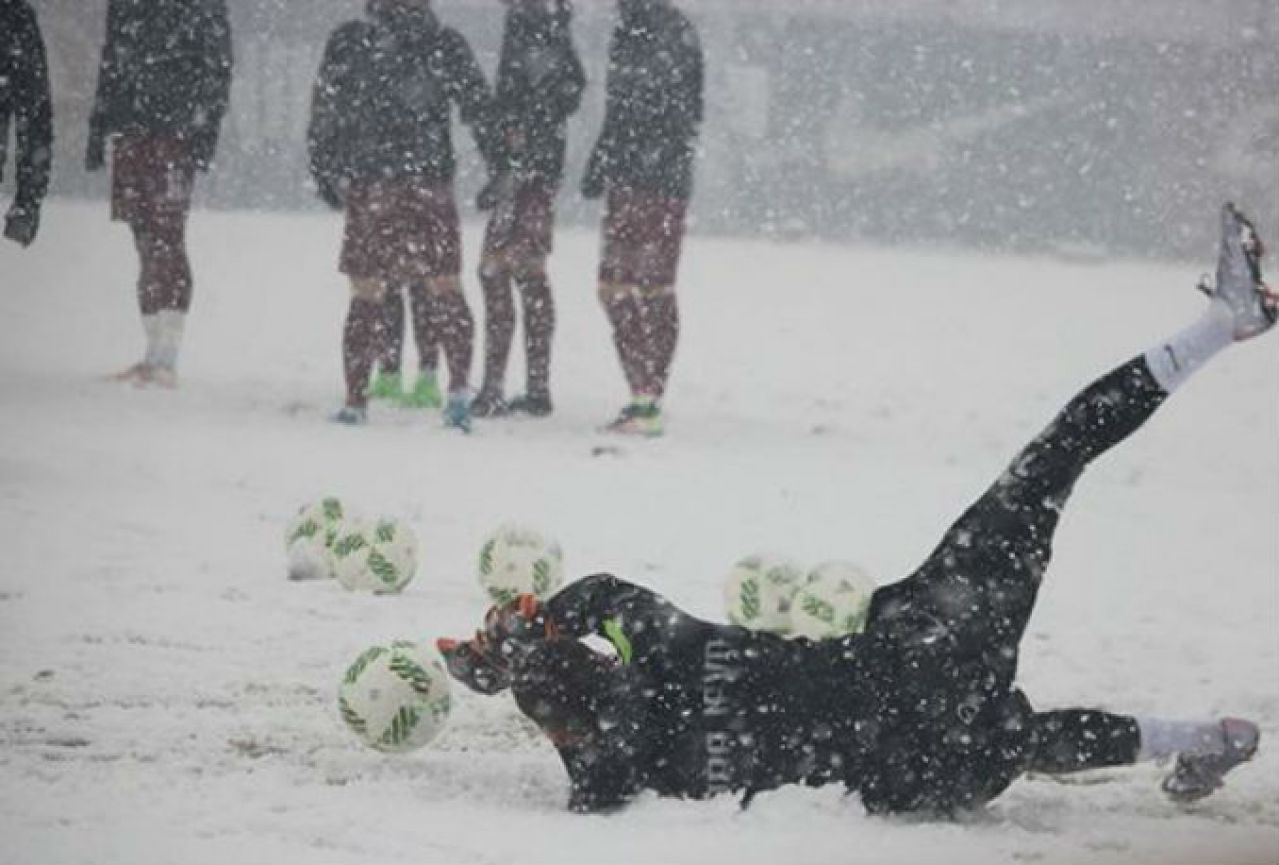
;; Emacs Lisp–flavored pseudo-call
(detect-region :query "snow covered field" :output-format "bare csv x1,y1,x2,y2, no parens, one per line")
1,201,1276,864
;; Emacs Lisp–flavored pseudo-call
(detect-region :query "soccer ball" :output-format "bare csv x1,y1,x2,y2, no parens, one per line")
338,641,452,753
331,517,418,593
477,523,564,605
285,497,349,581
789,560,878,640
723,553,805,633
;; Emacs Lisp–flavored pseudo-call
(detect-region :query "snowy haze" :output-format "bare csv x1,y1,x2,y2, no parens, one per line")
1,203,1277,863
25,0,1279,257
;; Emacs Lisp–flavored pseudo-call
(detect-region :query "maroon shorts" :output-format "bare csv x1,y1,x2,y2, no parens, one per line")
111,133,195,226
340,177,461,281
599,188,689,290
482,179,555,263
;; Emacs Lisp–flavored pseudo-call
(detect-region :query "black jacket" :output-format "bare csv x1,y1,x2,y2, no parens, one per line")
86,0,233,171
491,1,585,185
0,0,52,209
307,2,497,204
582,0,703,200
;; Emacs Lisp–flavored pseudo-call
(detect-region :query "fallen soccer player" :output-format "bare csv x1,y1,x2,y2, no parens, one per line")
440,203,1275,816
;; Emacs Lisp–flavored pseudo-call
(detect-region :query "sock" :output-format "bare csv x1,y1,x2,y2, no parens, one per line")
480,268,515,396
1143,300,1234,394
343,299,381,408
154,309,186,371
430,289,474,393
1135,716,1224,761
520,273,555,398
642,292,679,401
602,289,649,398
142,314,163,367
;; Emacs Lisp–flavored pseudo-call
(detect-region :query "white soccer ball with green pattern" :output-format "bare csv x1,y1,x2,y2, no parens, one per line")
285,497,349,581
477,523,564,605
331,517,418,593
723,554,805,633
338,641,452,753
790,560,878,640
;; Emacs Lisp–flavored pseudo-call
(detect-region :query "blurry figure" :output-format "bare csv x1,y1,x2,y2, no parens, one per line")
470,0,585,419
0,0,52,249
582,0,703,437
307,0,499,430
86,0,233,387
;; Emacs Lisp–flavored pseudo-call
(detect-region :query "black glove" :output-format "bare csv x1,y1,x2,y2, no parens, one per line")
4,200,41,248
85,133,106,172
476,172,515,212
191,130,219,172
315,177,346,211
580,148,605,200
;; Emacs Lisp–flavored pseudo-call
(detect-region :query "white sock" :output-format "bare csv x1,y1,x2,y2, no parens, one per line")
154,310,186,371
142,314,163,368
1135,716,1224,761
1143,300,1234,394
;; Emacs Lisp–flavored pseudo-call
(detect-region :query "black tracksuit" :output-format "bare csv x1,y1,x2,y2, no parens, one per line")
87,0,233,170
513,356,1162,815
307,2,497,205
582,0,703,200
0,0,52,242
490,1,585,186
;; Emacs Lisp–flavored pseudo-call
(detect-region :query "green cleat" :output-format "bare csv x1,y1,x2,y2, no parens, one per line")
399,368,443,409
366,370,403,401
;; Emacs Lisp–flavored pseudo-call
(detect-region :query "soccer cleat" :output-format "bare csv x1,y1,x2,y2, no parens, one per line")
330,405,368,426
1161,717,1260,803
399,369,443,409
470,389,510,418
443,391,472,433
603,400,664,437
1205,203,1276,341
436,635,511,695
366,370,403,401
508,392,553,417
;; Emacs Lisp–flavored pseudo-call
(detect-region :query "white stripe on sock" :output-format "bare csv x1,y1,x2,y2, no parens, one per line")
1143,300,1234,394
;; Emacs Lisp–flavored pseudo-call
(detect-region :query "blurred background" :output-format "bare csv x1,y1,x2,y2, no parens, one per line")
22,0,1279,260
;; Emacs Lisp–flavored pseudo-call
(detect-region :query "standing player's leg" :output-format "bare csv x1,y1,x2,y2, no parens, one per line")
368,287,406,401
402,281,443,408
333,276,386,424
508,181,558,417
474,244,515,417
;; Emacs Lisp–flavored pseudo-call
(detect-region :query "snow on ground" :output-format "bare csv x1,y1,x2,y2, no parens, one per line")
1,201,1277,865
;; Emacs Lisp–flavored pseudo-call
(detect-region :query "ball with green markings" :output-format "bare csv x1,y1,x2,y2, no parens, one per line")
477,523,564,605
331,517,418,593
789,560,877,640
285,497,350,581
338,641,452,752
723,553,805,633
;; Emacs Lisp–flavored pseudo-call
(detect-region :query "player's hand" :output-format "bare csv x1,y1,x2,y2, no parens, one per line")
3,200,40,248
85,135,105,172
191,131,218,173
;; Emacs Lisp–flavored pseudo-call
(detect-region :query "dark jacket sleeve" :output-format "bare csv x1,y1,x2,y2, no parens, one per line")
581,30,623,195
306,22,367,206
9,2,53,207
86,0,123,169
544,20,586,125
191,0,233,170
439,29,499,172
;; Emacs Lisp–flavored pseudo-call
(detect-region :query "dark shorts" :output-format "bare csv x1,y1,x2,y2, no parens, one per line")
340,177,461,281
482,179,555,264
111,134,195,226
599,188,688,290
